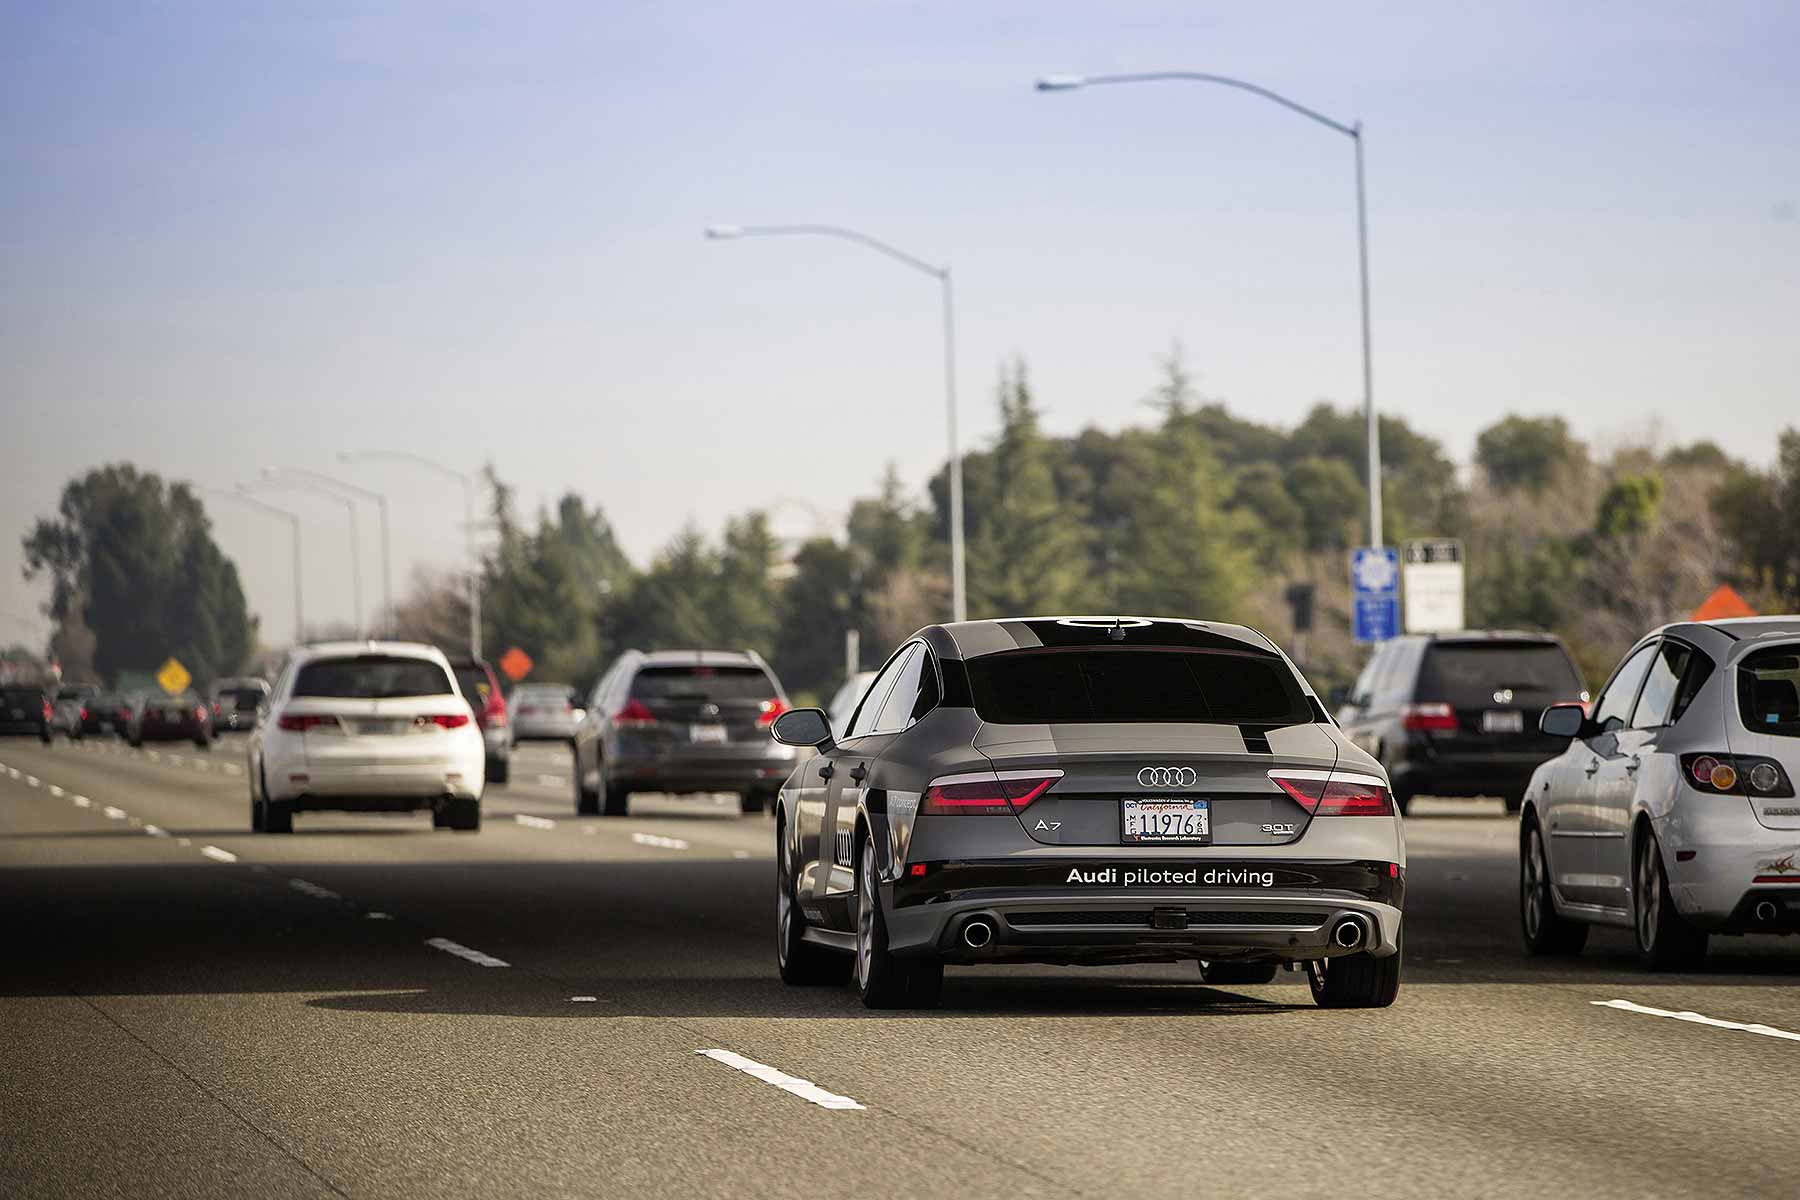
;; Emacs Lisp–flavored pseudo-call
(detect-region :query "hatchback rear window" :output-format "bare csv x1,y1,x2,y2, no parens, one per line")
293,656,453,700
966,648,1310,725
631,666,776,702
1738,647,1800,737
1416,642,1583,706
218,688,264,711
453,669,492,705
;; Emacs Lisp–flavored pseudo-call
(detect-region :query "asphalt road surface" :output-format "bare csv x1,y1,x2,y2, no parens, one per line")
6,735,1800,1199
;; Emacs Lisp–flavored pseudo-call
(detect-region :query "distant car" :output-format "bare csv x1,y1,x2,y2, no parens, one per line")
0,685,52,743
128,691,211,748
448,655,511,784
825,670,879,739
1336,631,1588,813
209,678,270,735
769,616,1404,1009
1522,616,1800,969
508,683,581,742
51,683,99,738
573,649,796,816
82,692,128,737
246,641,483,833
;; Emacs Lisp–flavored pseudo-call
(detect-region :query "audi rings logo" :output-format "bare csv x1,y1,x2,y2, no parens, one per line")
1137,766,1198,788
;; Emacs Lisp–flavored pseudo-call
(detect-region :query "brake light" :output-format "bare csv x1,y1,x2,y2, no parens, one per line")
276,713,335,732
922,774,1059,816
483,689,508,726
615,699,658,728
757,698,788,728
194,706,206,721
1681,753,1795,798
1401,702,1458,732
42,700,52,720
78,706,88,721
212,702,222,717
1272,774,1394,816
416,713,470,729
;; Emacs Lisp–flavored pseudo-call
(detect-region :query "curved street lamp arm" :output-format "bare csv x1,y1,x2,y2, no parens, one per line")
719,224,947,280
1045,71,1358,139
339,450,474,489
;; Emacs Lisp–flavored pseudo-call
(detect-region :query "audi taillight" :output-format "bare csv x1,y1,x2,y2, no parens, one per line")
416,713,470,729
615,699,658,728
922,773,1060,816
1400,702,1458,732
276,713,335,732
1271,774,1394,816
757,698,787,728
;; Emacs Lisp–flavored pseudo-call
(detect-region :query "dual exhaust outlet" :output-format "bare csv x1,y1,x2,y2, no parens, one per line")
1331,917,1368,950
961,918,994,949
1755,900,1781,923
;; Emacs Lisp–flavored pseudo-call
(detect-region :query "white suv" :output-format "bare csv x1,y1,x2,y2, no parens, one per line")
247,642,485,833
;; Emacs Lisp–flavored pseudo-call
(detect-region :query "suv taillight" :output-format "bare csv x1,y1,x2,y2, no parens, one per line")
1272,774,1395,816
757,698,787,728
922,773,1059,815
1401,702,1458,732
615,699,658,728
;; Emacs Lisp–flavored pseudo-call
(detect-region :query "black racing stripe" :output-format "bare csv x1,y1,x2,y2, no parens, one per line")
1240,727,1273,754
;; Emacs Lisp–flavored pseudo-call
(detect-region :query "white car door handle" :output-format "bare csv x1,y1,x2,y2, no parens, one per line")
1585,760,1601,777
1625,756,1640,774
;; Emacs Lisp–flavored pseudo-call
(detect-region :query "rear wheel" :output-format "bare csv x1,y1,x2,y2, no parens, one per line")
445,796,481,832
1199,961,1280,986
854,831,942,1009
1501,789,1525,814
1307,929,1402,1009
575,754,600,816
1520,818,1587,955
486,756,510,785
1634,826,1707,970
776,820,849,985
602,779,629,817
740,788,774,816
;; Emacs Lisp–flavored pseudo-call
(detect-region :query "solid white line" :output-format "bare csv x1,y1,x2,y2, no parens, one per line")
632,832,689,850
200,845,237,863
1593,999,1800,1043
514,813,557,830
696,1049,865,1111
425,937,509,967
288,878,341,901
102,806,127,820
48,784,64,797
144,825,169,837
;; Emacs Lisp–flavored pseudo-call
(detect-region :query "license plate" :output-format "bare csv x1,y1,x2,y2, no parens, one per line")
351,718,409,735
689,723,728,744
1121,798,1211,844
1481,710,1523,733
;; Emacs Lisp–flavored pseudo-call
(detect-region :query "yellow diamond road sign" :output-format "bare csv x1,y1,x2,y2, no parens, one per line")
155,657,191,696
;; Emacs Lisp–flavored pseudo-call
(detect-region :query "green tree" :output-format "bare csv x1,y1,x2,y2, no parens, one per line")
1109,420,1252,620
23,464,256,685
1712,430,1800,604
774,538,858,700
709,512,781,650
1594,473,1664,540
1285,456,1365,553
1475,415,1584,494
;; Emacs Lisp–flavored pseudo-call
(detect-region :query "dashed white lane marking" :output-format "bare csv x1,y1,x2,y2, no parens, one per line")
367,912,393,920
289,878,342,901
47,784,64,797
147,751,160,760
425,937,509,967
200,845,238,863
632,832,689,850
733,850,752,859
535,773,569,787
167,754,184,765
1593,999,1800,1043
195,760,211,771
6,767,19,779
144,825,169,837
223,763,242,775
24,774,40,787
72,795,91,808
177,838,192,846
514,813,557,830
102,806,127,820
570,995,599,1003
696,1049,865,1111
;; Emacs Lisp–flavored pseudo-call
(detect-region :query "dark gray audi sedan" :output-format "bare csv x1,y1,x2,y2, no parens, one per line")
769,616,1405,1009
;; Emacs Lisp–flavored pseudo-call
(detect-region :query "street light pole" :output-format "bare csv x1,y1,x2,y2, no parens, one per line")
1037,70,1383,548
704,223,968,622
264,468,391,637
338,451,482,656
243,479,362,638
199,487,304,644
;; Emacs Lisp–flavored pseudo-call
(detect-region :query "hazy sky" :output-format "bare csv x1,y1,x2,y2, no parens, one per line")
3,1,1796,649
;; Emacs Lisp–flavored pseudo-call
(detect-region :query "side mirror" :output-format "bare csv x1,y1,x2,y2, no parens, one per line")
1539,703,1588,740
771,707,834,750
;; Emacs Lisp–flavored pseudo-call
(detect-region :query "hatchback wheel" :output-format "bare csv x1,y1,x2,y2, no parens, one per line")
1633,827,1707,970
1520,819,1587,955
854,832,941,1009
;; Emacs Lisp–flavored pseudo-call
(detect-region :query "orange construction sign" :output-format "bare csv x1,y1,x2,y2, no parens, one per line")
1691,584,1756,622
498,646,534,682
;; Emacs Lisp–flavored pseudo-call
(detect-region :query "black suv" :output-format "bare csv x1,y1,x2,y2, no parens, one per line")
0,685,52,743
572,650,798,816
1336,631,1588,813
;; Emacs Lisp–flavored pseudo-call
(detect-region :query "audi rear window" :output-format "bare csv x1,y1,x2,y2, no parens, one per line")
293,656,453,700
631,666,775,702
1738,647,1800,738
1417,642,1583,706
966,648,1310,725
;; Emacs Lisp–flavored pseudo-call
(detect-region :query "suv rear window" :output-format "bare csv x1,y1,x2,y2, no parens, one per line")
293,656,453,700
631,665,775,702
1738,647,1800,737
1417,642,1583,706
966,648,1310,725
3,687,45,705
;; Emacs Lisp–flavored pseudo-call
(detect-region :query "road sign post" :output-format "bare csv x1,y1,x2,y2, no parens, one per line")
1351,547,1400,644
1402,539,1465,634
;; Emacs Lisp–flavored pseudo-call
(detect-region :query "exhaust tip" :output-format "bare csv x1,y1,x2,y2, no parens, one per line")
961,919,994,949
1332,919,1365,949
1755,900,1779,923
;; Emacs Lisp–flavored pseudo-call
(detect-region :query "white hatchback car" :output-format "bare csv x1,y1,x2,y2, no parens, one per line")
1521,616,1800,967
247,642,485,833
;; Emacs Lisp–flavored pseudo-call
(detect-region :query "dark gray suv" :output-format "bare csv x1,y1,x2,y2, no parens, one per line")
572,649,798,816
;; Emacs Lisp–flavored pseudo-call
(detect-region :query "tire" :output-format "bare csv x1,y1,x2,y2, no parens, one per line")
250,773,266,833
1634,826,1707,970
486,756,510,785
446,796,481,832
602,783,629,817
1307,928,1402,1009
1502,789,1525,815
1199,961,1281,986
575,755,600,816
854,831,942,1009
264,799,293,835
1520,817,1588,955
1390,780,1413,816
194,736,209,750
776,819,850,985
739,789,771,816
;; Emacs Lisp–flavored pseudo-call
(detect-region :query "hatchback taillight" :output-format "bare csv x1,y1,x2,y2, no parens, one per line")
922,773,1060,816
1400,702,1458,732
1272,774,1395,816
277,713,335,732
1681,753,1795,798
